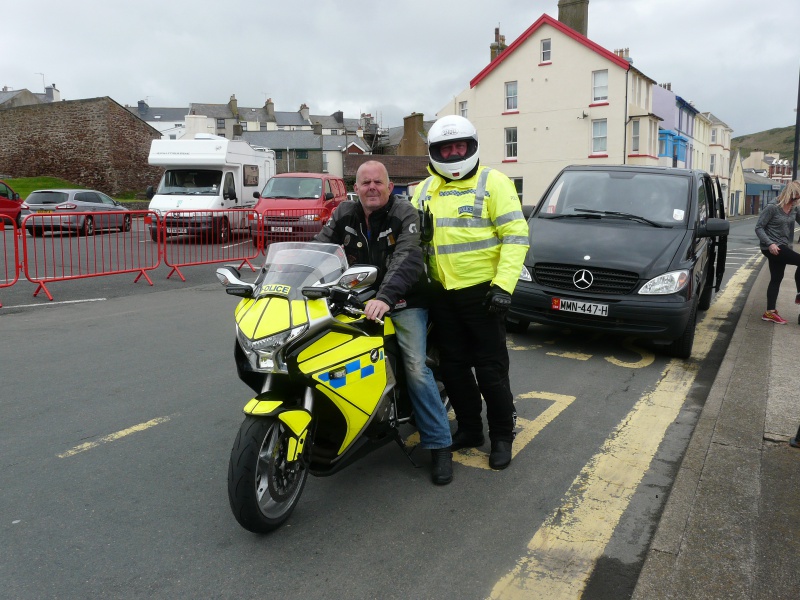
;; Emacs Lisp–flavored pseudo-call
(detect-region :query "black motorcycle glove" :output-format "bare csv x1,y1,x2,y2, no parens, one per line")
484,285,512,315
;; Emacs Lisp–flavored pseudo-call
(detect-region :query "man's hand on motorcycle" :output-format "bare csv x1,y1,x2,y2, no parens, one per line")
364,299,391,321
484,285,512,315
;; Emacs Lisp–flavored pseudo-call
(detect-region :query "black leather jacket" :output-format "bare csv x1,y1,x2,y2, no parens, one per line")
315,195,428,310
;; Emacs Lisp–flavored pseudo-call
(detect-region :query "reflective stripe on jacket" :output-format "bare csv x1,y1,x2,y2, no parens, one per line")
411,166,529,293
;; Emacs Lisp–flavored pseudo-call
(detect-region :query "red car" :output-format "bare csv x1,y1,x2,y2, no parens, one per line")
0,180,28,228
250,173,348,247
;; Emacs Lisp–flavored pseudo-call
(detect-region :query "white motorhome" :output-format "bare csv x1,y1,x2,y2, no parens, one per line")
146,134,276,242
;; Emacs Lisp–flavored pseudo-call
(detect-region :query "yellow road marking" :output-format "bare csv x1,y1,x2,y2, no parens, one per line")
546,351,591,361
453,392,575,470
605,338,655,368
489,257,760,599
58,416,173,458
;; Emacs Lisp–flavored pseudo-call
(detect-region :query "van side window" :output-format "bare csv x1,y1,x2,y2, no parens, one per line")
325,180,333,198
224,173,236,199
697,177,708,225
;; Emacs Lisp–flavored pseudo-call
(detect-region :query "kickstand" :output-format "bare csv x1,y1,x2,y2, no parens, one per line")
394,432,421,468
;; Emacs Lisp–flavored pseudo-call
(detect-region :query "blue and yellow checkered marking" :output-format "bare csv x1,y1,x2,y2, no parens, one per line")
317,353,382,389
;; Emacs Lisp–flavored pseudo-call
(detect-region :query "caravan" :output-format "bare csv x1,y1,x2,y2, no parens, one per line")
146,134,275,242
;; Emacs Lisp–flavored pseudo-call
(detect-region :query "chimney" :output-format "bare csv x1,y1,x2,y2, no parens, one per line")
313,121,322,135
490,26,507,61
333,110,344,124
137,100,149,116
557,0,589,37
45,83,61,102
299,103,310,121
399,112,426,156
228,94,239,118
264,97,275,119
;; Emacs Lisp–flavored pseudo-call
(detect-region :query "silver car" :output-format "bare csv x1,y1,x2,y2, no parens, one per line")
24,189,131,237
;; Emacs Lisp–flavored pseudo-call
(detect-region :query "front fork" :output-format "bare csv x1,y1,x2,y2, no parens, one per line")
243,383,315,463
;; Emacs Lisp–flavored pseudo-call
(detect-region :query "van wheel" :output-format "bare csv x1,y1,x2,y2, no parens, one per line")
698,281,713,311
505,317,530,334
150,228,159,242
216,217,230,243
665,302,697,359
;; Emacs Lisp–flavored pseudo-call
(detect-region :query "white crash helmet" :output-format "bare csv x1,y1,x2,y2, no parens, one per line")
427,115,480,180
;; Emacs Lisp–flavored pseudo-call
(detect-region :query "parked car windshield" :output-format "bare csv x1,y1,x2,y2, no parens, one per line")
537,171,691,226
261,177,323,200
26,191,69,205
158,170,223,195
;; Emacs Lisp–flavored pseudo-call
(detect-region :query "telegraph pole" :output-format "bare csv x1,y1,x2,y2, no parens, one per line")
793,64,799,180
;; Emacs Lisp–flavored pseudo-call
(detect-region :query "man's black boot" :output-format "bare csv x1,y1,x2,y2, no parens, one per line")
449,430,485,451
430,449,453,485
489,440,512,470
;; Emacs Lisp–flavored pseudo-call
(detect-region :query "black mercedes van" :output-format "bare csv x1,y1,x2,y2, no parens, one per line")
506,165,729,359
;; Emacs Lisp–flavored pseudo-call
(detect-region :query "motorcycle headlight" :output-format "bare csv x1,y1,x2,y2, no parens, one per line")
639,270,689,295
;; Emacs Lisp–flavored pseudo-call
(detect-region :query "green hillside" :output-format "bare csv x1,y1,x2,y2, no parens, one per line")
731,125,796,162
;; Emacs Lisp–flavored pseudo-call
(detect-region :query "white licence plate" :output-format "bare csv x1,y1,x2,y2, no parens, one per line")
552,297,609,316
271,226,293,233
167,227,188,234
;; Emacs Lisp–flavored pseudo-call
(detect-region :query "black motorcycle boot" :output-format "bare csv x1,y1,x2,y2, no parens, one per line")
430,449,453,485
489,440,512,470
449,430,485,451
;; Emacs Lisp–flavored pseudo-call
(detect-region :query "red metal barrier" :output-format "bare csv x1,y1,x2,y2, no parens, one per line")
1,216,21,307
253,207,328,253
21,210,160,300
156,208,261,280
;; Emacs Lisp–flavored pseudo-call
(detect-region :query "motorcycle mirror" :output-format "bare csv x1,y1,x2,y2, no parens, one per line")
337,265,378,290
216,266,255,298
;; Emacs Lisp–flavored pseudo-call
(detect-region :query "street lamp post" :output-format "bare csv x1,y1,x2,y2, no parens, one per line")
793,64,800,180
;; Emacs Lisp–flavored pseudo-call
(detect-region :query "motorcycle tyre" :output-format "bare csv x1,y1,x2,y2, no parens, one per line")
228,416,309,533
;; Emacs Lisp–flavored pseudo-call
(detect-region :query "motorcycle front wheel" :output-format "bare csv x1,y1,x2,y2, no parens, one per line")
228,416,309,533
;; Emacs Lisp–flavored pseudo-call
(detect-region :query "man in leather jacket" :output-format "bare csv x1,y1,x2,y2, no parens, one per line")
314,160,453,485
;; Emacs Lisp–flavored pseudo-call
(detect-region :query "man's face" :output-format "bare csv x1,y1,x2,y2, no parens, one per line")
439,141,469,159
354,163,393,215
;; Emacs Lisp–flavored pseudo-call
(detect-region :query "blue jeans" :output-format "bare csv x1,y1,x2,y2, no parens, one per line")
391,308,452,450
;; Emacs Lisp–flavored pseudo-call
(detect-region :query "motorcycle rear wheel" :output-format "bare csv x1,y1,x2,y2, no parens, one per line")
228,416,309,533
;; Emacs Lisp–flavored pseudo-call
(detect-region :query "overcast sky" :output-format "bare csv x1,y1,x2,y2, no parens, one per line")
4,0,798,137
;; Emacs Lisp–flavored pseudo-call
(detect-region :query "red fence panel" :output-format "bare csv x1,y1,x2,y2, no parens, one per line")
157,208,261,280
21,210,160,300
1,216,21,307
253,207,328,254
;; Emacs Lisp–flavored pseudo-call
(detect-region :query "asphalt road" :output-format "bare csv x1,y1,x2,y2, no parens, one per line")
0,218,761,599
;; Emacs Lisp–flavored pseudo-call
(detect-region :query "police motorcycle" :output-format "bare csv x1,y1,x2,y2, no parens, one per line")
217,241,443,533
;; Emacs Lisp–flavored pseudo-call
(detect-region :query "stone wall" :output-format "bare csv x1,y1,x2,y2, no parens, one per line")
0,97,163,195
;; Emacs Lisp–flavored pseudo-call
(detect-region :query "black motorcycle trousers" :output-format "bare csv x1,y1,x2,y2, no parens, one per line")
430,281,516,443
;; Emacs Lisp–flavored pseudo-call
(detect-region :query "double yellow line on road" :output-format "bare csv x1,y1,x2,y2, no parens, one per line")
490,256,761,599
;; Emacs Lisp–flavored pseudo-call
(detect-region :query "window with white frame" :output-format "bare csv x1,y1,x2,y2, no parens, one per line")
459,101,468,118
541,38,551,62
710,154,716,174
505,81,518,111
592,119,607,153
512,178,523,203
631,120,640,153
592,70,608,102
505,127,518,159
711,128,717,143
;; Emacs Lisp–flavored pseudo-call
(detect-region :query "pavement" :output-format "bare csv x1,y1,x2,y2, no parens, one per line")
632,260,800,599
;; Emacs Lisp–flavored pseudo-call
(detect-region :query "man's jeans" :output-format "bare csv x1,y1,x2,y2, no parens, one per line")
391,308,452,450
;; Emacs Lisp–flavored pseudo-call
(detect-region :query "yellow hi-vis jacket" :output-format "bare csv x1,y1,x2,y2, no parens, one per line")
411,166,529,293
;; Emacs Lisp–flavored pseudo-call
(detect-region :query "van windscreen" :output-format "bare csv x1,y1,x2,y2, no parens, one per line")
158,170,223,195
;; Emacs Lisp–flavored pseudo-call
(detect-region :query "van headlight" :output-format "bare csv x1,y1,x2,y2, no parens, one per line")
518,266,532,282
639,270,689,295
